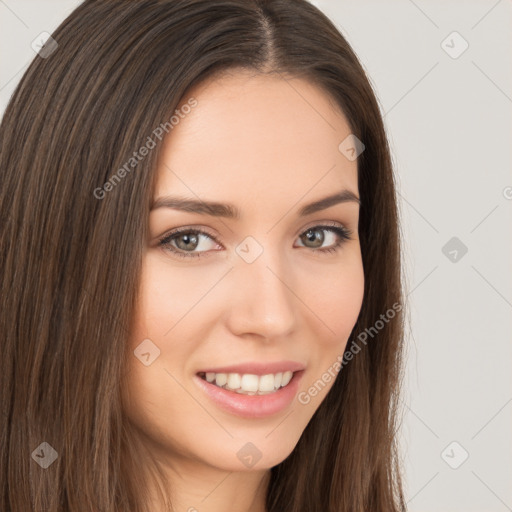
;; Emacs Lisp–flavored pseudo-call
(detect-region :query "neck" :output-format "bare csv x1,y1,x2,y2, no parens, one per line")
147,455,272,512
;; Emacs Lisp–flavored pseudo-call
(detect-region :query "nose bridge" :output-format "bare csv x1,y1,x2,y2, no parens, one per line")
226,238,297,338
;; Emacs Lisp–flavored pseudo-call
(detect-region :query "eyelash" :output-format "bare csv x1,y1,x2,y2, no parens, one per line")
157,222,353,260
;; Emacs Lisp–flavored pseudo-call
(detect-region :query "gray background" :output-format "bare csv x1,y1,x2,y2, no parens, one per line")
1,1,511,510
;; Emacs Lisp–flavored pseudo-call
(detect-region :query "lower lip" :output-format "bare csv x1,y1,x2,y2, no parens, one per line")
194,371,304,419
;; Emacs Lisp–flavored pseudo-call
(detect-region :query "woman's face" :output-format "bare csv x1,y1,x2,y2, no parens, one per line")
122,70,364,472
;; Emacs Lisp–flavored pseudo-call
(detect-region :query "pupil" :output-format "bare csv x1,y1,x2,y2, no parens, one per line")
178,233,198,250
304,229,323,248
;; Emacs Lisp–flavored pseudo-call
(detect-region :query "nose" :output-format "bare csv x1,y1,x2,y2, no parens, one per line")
224,249,297,341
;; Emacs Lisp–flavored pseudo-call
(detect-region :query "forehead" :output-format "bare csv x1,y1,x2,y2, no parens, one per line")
155,70,358,217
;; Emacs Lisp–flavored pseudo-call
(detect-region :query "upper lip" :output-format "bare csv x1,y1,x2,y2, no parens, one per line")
197,360,306,376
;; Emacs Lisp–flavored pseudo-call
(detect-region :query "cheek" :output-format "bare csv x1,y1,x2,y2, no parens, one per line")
294,255,364,411
306,252,365,344
122,261,208,455
132,252,215,338
123,256,196,418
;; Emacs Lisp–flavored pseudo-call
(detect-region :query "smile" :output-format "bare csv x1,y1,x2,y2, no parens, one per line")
197,370,294,395
194,369,305,418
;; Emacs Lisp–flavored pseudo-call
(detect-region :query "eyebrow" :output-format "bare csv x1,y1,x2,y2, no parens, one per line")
150,189,360,219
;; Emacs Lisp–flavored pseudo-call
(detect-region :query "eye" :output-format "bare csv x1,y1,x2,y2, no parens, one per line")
157,222,353,260
158,227,221,259
296,223,353,255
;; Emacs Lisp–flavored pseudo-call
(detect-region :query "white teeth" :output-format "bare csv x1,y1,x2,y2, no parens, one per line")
227,373,241,390
215,373,227,386
258,374,275,392
240,374,259,392
281,370,293,387
200,370,296,394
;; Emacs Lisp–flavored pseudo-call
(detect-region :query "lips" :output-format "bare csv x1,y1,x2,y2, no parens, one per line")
194,369,304,418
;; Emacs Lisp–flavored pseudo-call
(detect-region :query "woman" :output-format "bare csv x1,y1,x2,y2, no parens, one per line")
0,1,407,511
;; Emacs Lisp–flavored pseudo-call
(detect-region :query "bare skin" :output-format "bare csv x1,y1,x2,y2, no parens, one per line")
122,69,365,512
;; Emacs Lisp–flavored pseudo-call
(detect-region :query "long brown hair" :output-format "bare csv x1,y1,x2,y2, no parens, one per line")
0,1,407,510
